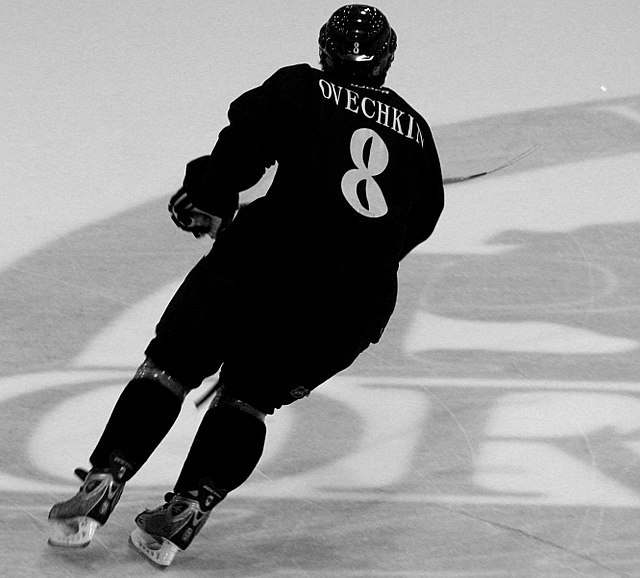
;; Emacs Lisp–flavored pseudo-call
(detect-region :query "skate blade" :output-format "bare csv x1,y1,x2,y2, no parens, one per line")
129,527,180,568
48,517,100,548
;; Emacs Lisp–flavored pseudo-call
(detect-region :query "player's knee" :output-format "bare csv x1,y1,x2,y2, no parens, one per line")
133,357,195,401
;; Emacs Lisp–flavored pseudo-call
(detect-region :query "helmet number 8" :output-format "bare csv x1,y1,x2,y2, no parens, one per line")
341,128,389,218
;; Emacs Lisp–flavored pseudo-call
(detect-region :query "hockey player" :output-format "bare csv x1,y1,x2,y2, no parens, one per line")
48,4,444,568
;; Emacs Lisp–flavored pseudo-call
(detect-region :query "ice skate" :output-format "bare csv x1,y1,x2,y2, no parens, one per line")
48,455,132,548
129,479,225,568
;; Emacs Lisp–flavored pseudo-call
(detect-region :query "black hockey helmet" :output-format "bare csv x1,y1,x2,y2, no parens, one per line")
319,4,397,87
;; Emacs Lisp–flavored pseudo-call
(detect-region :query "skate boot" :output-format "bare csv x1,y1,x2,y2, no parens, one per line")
48,454,133,548
129,479,226,568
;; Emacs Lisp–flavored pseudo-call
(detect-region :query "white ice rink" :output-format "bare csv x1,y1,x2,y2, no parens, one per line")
2,1,640,576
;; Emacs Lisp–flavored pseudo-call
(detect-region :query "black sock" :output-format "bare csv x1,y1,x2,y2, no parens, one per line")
90,378,183,477
174,405,266,495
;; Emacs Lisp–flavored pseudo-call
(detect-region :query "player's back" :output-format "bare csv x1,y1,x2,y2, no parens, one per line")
216,64,442,275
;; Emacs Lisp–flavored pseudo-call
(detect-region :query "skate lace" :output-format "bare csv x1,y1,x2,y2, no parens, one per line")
77,469,111,494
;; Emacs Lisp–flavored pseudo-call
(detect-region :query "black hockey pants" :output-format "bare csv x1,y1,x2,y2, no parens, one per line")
145,247,397,415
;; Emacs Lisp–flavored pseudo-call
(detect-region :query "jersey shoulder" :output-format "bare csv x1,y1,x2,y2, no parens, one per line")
384,87,430,128
264,63,319,88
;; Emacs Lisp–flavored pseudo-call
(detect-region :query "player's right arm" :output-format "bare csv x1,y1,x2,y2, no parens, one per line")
398,125,445,260
168,67,294,238
185,68,295,221
168,156,228,239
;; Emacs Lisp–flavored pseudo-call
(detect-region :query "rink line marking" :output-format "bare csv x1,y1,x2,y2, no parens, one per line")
2,370,640,396
330,376,640,393
0,369,134,494
240,570,516,578
234,489,640,508
3,370,640,503
3,491,640,507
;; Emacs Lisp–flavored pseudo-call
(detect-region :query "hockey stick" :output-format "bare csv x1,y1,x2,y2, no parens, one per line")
442,144,540,185
194,376,222,408
211,145,540,228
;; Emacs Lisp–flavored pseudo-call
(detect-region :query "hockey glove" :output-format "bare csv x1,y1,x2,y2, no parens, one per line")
169,188,223,239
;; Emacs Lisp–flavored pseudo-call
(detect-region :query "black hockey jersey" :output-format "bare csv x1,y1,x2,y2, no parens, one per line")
190,63,444,274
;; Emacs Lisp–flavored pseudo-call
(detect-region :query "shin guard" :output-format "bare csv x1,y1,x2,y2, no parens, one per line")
90,370,186,473
174,402,266,495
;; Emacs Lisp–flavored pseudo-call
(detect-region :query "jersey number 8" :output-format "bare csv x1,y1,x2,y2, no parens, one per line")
341,128,389,218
